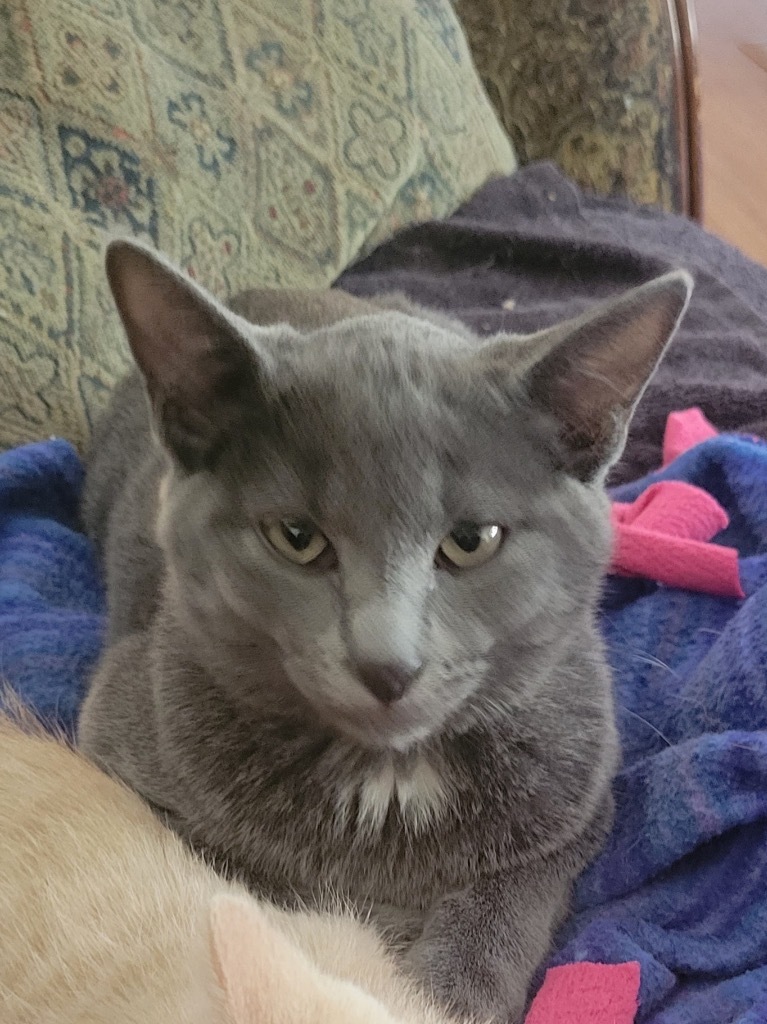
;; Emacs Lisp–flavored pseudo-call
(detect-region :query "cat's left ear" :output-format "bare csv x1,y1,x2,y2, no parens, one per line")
207,894,399,1024
208,894,299,1024
483,270,693,480
105,239,270,472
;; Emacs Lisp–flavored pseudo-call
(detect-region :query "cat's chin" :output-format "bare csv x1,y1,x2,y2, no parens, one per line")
322,707,436,754
341,725,431,754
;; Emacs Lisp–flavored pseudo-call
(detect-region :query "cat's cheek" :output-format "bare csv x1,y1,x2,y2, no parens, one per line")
278,625,383,727
424,610,493,686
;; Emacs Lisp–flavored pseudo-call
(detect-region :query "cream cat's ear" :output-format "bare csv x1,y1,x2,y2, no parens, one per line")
105,239,271,472
208,894,289,1024
485,270,693,481
207,893,401,1024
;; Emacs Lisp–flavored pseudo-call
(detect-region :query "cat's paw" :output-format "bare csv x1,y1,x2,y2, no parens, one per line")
405,922,526,1024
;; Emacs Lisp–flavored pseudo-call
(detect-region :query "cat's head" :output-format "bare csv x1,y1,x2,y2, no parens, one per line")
106,240,691,752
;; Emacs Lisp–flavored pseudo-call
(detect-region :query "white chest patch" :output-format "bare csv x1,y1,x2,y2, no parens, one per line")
336,753,452,836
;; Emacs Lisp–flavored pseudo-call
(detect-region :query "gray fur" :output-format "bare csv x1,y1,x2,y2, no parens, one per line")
79,239,692,1022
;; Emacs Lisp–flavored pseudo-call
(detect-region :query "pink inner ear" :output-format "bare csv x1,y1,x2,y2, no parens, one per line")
106,239,246,406
209,893,325,1024
209,895,275,1023
522,273,692,474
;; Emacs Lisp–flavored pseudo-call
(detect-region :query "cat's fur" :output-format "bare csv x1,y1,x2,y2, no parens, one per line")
0,712,468,1024
79,239,693,1022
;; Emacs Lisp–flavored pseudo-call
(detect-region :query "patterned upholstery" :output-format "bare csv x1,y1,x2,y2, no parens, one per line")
0,0,514,450
454,0,686,213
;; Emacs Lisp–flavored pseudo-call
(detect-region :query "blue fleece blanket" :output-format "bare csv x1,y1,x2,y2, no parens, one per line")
2,436,767,1023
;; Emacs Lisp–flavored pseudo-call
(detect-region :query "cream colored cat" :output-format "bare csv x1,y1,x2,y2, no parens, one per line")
0,714,467,1024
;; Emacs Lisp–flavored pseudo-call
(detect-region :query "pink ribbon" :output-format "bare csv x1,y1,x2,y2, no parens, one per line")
608,408,745,599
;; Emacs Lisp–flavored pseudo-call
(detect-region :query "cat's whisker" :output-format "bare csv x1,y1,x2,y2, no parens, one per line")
606,641,681,678
618,705,673,747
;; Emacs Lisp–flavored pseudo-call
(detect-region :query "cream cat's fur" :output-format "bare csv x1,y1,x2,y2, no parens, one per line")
0,715,465,1024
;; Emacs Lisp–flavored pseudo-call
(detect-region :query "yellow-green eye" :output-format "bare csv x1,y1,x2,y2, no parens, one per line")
438,523,504,569
262,520,329,565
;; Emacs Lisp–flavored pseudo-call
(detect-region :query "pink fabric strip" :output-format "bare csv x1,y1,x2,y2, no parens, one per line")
525,962,641,1024
608,409,745,599
662,407,719,467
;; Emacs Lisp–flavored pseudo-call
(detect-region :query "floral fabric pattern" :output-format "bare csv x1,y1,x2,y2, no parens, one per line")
0,0,514,450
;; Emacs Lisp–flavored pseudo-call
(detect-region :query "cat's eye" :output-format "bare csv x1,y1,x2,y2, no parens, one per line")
262,520,330,565
438,523,504,569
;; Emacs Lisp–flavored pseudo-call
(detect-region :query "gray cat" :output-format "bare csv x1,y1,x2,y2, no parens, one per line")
78,239,692,1023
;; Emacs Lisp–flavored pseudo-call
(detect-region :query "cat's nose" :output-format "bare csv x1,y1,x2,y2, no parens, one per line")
355,660,423,705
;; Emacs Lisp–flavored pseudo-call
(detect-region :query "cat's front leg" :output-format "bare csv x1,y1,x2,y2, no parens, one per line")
404,858,572,1024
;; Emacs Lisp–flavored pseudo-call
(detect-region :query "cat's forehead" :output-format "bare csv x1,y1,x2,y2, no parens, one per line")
241,316,560,534
263,311,488,414
264,309,473,360
264,316,495,470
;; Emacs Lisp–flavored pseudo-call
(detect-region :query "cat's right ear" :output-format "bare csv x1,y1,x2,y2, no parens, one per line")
105,239,268,472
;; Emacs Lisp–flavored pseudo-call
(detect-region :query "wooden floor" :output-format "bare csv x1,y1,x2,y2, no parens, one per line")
696,0,767,266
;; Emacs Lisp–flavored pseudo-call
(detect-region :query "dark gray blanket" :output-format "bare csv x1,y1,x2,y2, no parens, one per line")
338,162,767,485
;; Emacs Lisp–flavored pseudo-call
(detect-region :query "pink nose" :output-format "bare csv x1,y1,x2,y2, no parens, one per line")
355,660,423,704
